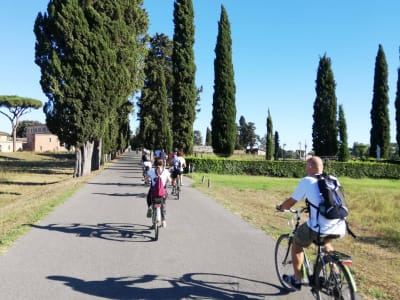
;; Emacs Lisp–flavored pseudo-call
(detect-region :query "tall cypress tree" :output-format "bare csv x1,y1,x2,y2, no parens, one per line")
266,109,273,160
211,5,236,156
138,33,173,153
312,54,338,156
172,0,196,154
338,104,350,161
35,0,148,176
394,48,400,155
274,131,280,160
370,44,390,159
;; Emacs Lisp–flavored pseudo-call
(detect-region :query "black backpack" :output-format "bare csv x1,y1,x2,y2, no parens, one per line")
307,174,348,220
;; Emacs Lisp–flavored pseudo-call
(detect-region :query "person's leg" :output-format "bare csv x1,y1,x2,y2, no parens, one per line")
291,241,304,281
161,197,167,227
146,189,152,218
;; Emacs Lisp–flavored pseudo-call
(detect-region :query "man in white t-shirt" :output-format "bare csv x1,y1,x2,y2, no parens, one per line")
276,156,346,291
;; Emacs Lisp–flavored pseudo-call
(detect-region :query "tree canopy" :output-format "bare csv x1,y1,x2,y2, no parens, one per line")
34,0,148,176
370,44,390,159
312,54,338,157
211,5,236,156
0,95,42,152
172,0,197,154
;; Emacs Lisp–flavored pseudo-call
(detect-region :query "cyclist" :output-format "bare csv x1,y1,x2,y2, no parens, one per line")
145,158,171,228
170,149,186,192
275,156,346,291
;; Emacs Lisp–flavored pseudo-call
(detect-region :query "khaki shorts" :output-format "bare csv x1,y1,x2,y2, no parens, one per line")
293,222,338,248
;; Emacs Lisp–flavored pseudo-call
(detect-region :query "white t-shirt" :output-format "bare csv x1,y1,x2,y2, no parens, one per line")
147,167,171,188
291,175,346,235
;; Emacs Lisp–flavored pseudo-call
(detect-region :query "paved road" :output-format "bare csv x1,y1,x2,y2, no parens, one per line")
0,151,314,299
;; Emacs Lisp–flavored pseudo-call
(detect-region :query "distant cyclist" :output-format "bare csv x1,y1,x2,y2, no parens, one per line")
170,148,186,190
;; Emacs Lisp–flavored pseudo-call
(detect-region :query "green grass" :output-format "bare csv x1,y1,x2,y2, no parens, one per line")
189,172,400,300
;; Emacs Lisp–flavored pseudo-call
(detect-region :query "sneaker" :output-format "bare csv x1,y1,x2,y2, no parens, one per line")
146,208,152,218
162,220,167,228
282,274,301,291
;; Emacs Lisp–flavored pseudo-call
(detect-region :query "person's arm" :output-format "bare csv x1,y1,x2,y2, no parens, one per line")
276,197,297,211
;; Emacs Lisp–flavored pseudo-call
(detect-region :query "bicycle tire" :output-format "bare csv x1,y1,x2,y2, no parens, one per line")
274,234,294,290
314,257,356,300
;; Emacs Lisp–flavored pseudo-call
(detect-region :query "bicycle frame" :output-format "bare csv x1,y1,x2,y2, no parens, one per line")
275,208,357,299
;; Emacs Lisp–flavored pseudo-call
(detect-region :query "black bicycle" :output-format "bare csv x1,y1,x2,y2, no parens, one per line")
275,208,357,299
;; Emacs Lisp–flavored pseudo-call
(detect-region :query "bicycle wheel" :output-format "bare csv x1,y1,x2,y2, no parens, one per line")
314,258,356,300
274,234,294,290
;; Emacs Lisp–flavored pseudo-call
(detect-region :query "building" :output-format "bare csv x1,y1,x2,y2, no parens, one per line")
26,125,67,152
0,132,24,152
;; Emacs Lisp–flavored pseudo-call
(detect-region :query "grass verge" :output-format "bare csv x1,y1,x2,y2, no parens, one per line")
189,173,400,300
0,152,97,254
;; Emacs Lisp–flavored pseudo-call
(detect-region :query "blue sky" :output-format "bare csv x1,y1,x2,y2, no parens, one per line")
1,1,400,151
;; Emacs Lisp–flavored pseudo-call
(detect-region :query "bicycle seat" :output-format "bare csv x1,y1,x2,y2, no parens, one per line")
313,234,341,246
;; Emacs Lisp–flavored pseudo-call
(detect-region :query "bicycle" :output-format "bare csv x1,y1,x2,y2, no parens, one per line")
275,207,357,300
151,197,163,241
171,173,181,200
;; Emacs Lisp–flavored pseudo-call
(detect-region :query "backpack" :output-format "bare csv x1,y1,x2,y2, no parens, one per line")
173,156,181,170
308,174,348,220
151,172,166,198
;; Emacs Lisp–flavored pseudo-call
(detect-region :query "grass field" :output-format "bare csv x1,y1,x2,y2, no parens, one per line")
0,152,94,252
189,173,400,300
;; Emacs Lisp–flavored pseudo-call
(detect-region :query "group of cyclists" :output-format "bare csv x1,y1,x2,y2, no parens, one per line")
141,148,186,229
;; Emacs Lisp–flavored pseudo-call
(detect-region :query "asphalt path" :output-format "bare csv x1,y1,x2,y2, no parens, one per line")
0,151,315,299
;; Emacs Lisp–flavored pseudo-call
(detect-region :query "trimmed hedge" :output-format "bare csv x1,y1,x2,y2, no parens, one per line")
185,157,400,179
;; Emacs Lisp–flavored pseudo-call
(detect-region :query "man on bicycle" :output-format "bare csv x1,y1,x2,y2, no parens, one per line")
276,156,346,291
170,149,186,192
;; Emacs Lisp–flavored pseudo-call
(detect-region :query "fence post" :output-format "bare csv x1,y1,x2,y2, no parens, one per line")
208,178,211,188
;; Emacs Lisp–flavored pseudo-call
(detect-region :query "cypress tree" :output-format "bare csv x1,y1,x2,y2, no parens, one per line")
266,110,273,160
211,5,236,156
338,104,350,161
205,127,212,146
312,54,338,157
394,48,400,155
370,44,390,159
274,131,280,160
172,0,197,154
35,0,148,175
138,34,173,153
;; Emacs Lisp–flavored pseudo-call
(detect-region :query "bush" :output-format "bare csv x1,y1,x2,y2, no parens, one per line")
185,157,400,179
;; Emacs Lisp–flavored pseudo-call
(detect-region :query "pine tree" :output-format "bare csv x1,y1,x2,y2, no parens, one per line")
211,5,236,156
338,104,350,161
312,54,338,157
172,0,197,154
266,110,273,160
370,44,390,159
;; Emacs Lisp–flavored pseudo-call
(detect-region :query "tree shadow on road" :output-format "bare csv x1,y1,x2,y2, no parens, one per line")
47,272,290,299
29,222,155,242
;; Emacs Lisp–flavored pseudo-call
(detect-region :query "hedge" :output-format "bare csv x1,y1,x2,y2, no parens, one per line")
185,157,400,179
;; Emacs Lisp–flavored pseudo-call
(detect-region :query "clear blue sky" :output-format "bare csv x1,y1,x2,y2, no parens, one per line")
1,1,400,151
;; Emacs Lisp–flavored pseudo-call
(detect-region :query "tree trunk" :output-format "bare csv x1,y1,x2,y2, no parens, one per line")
92,139,102,171
74,147,82,177
82,141,94,176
